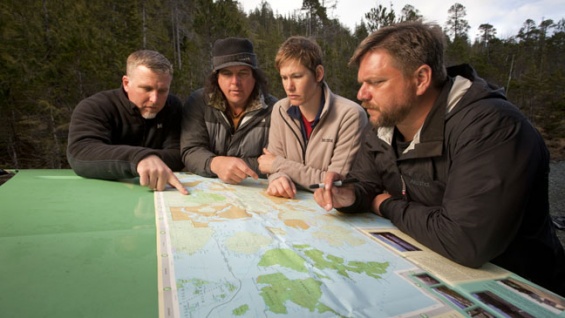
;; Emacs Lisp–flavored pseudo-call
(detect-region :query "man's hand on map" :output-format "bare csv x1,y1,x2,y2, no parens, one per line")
137,155,189,195
210,156,259,184
313,171,355,211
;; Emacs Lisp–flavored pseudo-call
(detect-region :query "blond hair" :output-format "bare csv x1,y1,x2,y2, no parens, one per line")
126,50,173,76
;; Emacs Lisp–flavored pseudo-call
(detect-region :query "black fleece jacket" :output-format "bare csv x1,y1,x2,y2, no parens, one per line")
67,87,184,180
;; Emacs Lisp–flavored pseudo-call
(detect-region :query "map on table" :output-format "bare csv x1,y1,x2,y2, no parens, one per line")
155,173,458,317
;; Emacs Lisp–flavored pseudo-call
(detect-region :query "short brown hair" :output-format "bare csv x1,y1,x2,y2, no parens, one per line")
349,21,447,88
275,36,323,76
126,50,173,76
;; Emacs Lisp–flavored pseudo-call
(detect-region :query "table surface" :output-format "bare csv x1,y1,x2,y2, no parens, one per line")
2,170,564,318
0,170,158,317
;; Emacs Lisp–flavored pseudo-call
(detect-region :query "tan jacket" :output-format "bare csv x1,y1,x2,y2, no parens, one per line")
267,83,368,190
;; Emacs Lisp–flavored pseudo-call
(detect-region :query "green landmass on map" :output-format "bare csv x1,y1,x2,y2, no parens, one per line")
257,273,337,315
301,247,389,280
232,304,249,316
176,278,237,298
177,278,208,290
259,245,389,280
256,245,389,315
190,191,227,203
258,248,308,272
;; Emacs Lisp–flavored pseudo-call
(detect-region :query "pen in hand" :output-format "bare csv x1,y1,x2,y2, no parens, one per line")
309,178,358,189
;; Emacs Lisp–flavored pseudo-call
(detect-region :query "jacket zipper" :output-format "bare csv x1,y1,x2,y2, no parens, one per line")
280,107,307,162
400,174,407,201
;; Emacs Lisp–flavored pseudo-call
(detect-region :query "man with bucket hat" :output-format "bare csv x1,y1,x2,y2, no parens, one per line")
181,37,277,184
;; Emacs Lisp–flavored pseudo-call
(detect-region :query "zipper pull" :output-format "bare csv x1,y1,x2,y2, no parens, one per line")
400,175,407,200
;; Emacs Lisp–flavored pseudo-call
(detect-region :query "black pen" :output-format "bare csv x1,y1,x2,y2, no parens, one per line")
309,178,358,189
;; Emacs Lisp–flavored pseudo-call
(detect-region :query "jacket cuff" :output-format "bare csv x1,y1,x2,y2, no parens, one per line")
380,196,407,219
132,150,161,173
336,185,372,214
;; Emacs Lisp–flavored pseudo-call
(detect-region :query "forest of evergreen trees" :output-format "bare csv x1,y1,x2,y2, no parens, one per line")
1,0,564,169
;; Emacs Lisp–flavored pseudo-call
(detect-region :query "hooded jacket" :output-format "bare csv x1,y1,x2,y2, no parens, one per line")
67,87,184,180
181,88,277,178
341,64,565,296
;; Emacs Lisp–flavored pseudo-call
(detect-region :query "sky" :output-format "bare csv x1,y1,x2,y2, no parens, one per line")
239,0,565,39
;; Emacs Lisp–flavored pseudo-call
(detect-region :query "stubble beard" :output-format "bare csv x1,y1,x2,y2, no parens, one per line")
364,104,411,128
363,94,415,128
140,104,159,119
141,111,157,119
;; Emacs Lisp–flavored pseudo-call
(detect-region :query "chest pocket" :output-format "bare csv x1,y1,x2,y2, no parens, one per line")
206,121,229,155
399,157,446,205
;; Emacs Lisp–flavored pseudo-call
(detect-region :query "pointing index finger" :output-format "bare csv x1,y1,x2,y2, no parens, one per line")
244,166,259,180
169,174,189,195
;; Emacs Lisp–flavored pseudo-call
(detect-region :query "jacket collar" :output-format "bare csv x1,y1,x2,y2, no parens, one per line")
119,86,138,113
119,86,166,118
207,90,267,114
376,75,472,160
287,85,326,120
